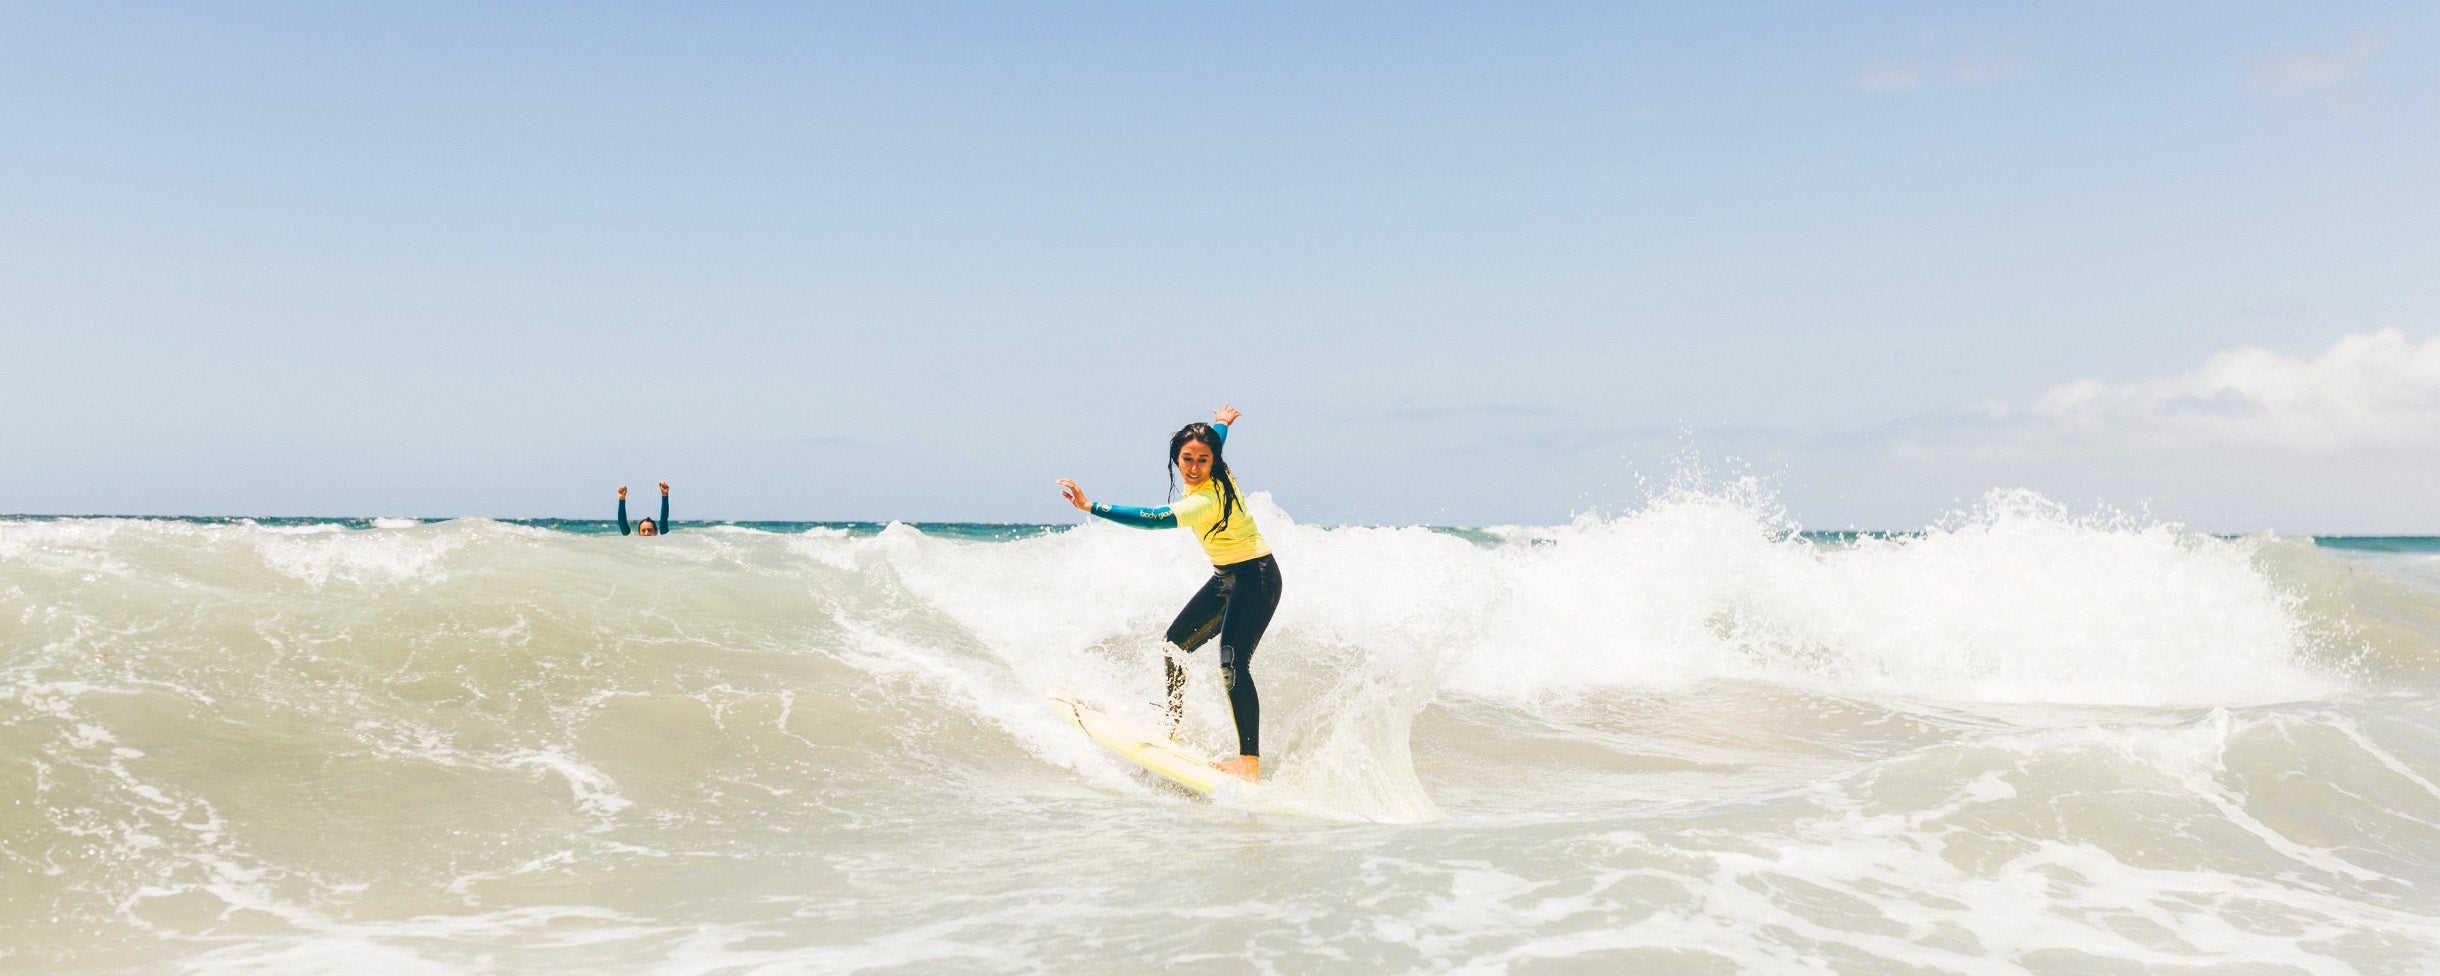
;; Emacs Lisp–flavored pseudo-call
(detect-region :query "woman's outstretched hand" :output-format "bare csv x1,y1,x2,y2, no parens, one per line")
617,485,628,500
659,481,670,496
1214,403,1241,426
1057,479,1091,512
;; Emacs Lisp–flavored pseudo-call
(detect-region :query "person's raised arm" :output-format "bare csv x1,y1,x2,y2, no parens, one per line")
1059,479,1178,529
659,482,671,534
1212,403,1240,445
617,486,632,536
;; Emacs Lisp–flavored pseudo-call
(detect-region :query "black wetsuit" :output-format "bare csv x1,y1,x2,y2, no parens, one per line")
618,493,670,536
1161,553,1282,757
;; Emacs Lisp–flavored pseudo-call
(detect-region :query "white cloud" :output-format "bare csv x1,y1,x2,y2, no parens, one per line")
2253,34,2380,98
2006,330,2440,449
1856,331,2440,530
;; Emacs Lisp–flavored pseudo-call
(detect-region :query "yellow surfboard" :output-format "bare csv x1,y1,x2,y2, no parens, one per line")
1046,688,1236,796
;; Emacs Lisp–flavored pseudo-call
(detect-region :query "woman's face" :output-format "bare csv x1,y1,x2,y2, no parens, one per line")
1175,440,1214,487
637,520,658,537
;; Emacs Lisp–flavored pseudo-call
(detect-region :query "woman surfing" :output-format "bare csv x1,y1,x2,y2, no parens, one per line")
1058,404,1282,784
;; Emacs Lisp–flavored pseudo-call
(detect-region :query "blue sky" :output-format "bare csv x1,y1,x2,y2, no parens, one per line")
5,3,2437,530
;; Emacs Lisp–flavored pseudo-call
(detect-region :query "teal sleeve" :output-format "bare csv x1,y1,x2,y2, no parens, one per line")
618,497,631,536
1090,501,1178,529
1213,422,1228,447
660,494,671,534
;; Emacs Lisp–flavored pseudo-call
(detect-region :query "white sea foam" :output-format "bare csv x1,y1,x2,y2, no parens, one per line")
1404,489,2341,705
0,495,2433,974
251,525,465,587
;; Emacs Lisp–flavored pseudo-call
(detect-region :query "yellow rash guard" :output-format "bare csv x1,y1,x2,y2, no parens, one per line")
1171,475,1270,566
1084,421,1271,565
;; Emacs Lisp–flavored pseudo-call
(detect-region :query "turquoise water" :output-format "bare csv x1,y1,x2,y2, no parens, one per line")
0,515,1065,541
10,514,2432,550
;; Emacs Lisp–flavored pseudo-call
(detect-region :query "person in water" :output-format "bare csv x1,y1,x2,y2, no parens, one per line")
1058,404,1281,784
617,482,671,536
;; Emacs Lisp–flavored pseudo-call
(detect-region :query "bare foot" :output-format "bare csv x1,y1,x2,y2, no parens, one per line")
1211,755,1259,783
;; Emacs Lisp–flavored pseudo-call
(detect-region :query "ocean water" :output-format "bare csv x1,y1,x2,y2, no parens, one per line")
5,489,2438,975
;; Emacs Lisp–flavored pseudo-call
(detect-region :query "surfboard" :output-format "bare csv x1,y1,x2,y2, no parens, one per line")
1046,687,1239,796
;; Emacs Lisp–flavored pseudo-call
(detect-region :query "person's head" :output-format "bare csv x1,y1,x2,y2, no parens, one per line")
1170,424,1218,487
1167,422,1239,538
637,518,658,537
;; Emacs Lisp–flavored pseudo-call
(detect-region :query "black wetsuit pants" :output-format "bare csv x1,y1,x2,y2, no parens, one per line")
1163,554,1282,757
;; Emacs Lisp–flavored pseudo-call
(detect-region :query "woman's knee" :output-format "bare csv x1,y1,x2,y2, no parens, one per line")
1165,621,1200,649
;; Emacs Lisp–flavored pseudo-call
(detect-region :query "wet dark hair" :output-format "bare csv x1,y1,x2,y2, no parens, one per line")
1168,422,1239,540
